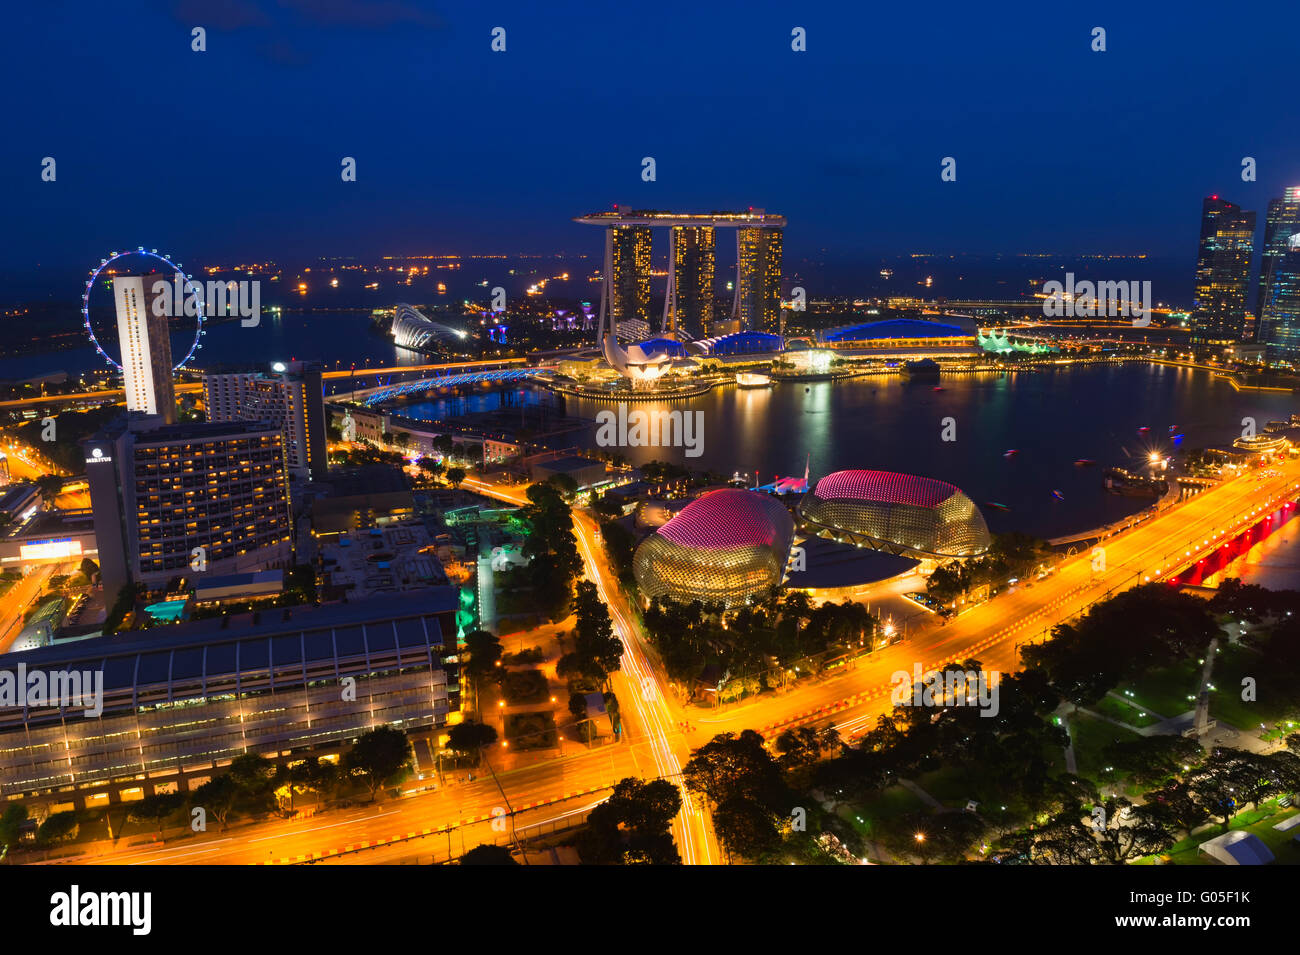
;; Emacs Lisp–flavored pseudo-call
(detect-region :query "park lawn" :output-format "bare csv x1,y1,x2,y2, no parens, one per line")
1209,644,1293,729
1067,712,1143,785
1093,695,1161,728
839,785,926,841
911,764,1036,830
912,764,977,807
1115,658,1201,719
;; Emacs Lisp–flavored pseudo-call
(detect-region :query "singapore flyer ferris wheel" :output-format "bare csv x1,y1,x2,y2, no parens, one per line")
81,247,205,371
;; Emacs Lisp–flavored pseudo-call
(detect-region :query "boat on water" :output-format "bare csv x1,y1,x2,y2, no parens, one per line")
1138,426,1149,434
1003,449,1019,459
1051,489,1065,500
985,501,1010,511
900,358,941,379
1074,458,1097,467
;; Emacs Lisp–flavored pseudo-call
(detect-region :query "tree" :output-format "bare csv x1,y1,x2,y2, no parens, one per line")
1144,781,1209,837
520,483,582,622
599,520,636,579
884,811,986,864
999,803,1099,865
1022,585,1218,706
343,726,411,800
446,721,498,763
463,629,503,679
0,804,28,853
460,844,519,865
229,753,275,797
445,467,466,489
568,692,589,719
191,775,239,832
683,730,786,811
713,796,781,861
129,793,184,842
547,473,579,502
569,580,623,686
295,756,341,801
35,474,64,505
1102,735,1205,786
36,811,79,845
774,725,840,771
592,494,624,519
1188,748,1300,828
79,556,99,580
576,777,681,865
1093,797,1176,864
926,562,966,606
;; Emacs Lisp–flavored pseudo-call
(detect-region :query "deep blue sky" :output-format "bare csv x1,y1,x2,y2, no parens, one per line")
3,0,1298,280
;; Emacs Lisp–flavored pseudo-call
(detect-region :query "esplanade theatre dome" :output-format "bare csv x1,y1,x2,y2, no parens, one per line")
633,489,795,608
799,470,990,558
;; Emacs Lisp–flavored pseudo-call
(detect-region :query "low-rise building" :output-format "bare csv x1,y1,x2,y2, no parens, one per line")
0,590,459,806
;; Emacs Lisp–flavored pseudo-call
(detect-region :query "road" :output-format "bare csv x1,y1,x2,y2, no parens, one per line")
469,464,1300,854
61,734,653,865
460,473,719,864
0,564,58,653
1,442,90,509
692,461,1300,743
42,459,1297,866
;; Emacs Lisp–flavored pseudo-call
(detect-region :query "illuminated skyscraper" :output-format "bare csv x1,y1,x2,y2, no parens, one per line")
113,274,177,423
1191,196,1255,344
84,416,293,594
665,225,715,337
574,209,786,339
1258,186,1300,354
733,226,783,333
204,361,328,482
609,225,652,329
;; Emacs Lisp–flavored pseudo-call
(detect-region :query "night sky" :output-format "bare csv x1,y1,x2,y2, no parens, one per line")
3,0,1298,282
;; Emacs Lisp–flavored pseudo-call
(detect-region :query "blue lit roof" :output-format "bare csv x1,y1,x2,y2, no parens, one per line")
697,331,785,355
822,319,968,342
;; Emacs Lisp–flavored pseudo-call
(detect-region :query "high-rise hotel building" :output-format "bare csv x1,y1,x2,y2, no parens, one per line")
1191,196,1255,344
113,274,177,424
668,226,716,337
575,209,786,339
85,416,293,595
204,361,327,482
609,225,652,329
1258,186,1300,357
733,226,783,334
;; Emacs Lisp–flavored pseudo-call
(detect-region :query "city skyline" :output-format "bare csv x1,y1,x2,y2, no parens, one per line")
4,1,1300,889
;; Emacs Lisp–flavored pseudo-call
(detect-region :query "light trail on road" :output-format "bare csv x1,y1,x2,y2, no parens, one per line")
572,512,716,865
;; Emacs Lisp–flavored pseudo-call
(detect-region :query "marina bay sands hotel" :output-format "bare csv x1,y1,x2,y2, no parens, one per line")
574,209,785,339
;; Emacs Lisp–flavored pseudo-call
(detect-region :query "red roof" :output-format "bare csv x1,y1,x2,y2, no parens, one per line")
657,489,790,549
812,470,958,509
